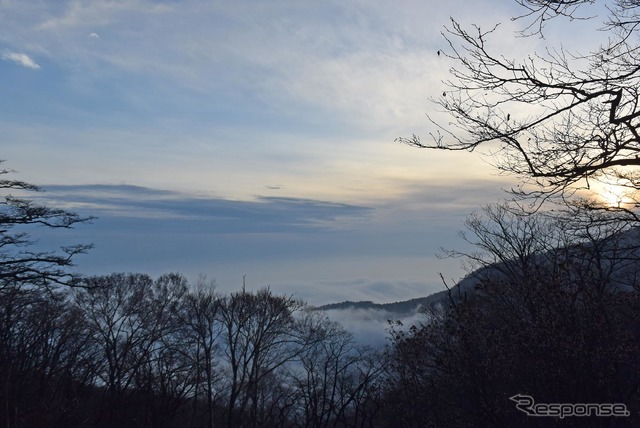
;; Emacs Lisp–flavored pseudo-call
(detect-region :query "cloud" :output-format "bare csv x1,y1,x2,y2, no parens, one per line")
1,51,40,69
0,0,526,133
36,1,172,31
323,306,429,347
0,1,526,305
26,184,470,302
38,184,374,233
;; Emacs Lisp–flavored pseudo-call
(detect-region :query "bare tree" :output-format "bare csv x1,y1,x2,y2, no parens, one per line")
0,287,91,427
443,202,640,299
442,203,562,282
133,273,191,427
399,0,640,215
177,277,223,428
290,315,362,428
219,287,313,428
385,205,640,426
0,161,94,426
0,161,92,290
75,273,188,426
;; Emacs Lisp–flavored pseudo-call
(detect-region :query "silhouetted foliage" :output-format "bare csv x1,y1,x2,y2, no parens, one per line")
0,287,92,427
399,0,640,216
0,161,93,427
390,1,640,420
383,206,640,427
4,161,640,427
0,161,92,290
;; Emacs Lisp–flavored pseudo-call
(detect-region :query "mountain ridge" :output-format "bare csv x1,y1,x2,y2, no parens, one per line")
316,226,640,316
314,289,452,315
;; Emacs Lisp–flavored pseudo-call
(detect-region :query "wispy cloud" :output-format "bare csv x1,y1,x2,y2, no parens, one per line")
1,51,40,69
0,1,531,305
323,305,430,347
39,184,374,232
0,0,524,132
28,184,469,303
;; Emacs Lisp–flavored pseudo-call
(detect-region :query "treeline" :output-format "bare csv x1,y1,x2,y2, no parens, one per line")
6,209,640,428
384,205,640,427
4,164,640,427
0,274,385,427
0,163,387,428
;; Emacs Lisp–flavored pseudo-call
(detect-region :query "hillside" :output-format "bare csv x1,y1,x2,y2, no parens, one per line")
315,289,453,316
317,226,640,317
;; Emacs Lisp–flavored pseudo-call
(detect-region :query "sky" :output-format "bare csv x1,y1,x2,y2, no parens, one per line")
0,0,602,305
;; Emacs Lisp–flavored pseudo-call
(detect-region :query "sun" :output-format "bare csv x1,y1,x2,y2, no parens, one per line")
595,182,636,208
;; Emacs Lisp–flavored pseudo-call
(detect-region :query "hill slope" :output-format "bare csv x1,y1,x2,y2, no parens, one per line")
317,226,640,317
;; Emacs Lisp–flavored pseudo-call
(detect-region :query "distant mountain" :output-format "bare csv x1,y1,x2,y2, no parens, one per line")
315,290,452,316
317,226,640,317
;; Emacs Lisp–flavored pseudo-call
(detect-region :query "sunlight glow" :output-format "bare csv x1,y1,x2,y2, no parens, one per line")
594,181,637,208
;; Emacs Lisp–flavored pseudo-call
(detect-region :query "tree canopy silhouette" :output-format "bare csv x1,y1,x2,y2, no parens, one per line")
0,161,92,290
399,0,640,215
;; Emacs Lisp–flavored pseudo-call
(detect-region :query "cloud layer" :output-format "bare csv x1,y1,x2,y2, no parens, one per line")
0,0,553,305
26,183,507,304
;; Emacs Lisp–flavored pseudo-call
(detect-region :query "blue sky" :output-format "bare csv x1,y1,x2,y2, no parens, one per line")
1,0,598,304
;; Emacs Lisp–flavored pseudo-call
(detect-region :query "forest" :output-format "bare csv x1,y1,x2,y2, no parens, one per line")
6,0,640,426
3,167,640,428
